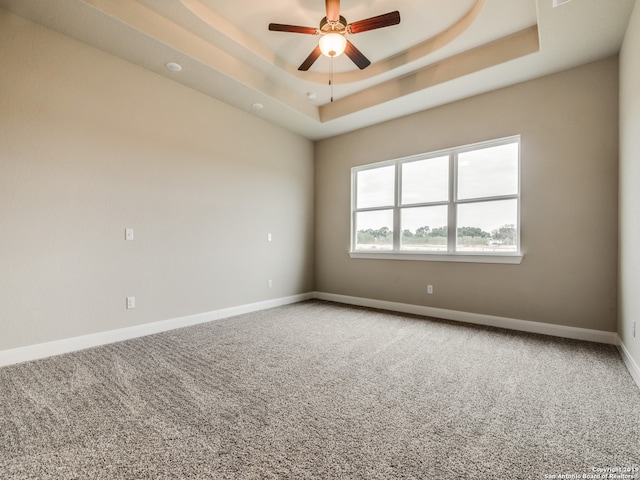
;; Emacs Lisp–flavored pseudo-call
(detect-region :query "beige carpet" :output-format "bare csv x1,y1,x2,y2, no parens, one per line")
1,300,639,479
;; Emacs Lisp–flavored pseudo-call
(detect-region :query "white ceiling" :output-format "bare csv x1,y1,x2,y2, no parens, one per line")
0,0,635,140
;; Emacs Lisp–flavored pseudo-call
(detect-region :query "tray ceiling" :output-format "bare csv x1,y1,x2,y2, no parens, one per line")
0,0,635,139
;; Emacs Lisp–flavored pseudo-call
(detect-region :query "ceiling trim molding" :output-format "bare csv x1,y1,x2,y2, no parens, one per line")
83,0,318,118
320,25,540,122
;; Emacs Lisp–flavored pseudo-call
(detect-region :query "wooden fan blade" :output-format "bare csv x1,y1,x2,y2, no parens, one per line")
299,46,322,71
326,0,340,23
348,11,400,34
344,40,371,70
269,23,318,35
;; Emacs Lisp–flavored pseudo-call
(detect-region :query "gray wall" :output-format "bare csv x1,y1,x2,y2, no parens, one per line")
316,57,619,332
0,10,315,351
619,2,640,367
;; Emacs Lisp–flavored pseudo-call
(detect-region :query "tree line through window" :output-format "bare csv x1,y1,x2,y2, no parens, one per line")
356,224,517,249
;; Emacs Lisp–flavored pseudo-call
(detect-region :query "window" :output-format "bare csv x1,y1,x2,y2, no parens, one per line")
351,136,521,263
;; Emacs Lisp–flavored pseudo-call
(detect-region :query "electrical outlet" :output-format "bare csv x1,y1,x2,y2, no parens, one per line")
267,233,272,242
126,296,135,309
268,279,273,288
427,285,433,294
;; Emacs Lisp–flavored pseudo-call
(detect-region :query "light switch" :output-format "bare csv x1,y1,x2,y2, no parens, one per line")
125,228,134,241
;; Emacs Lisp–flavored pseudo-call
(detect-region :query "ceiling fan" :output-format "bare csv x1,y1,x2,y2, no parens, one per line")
269,0,401,71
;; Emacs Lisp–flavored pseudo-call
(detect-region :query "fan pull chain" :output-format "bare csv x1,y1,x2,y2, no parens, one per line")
330,56,334,103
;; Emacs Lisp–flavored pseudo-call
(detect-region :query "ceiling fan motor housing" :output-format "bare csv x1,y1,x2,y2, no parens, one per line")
320,16,347,34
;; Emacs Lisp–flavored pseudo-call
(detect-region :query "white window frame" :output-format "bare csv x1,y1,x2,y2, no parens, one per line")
350,136,523,264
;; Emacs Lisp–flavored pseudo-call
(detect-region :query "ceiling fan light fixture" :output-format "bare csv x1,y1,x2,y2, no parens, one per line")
319,33,346,57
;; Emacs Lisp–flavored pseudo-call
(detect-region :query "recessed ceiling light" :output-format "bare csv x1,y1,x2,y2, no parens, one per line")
165,62,182,72
251,103,264,110
306,92,317,100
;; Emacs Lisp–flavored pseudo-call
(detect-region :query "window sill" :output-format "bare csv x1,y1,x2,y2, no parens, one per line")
349,251,523,264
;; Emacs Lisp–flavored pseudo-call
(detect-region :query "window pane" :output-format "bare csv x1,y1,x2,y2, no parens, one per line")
401,155,449,205
355,210,394,251
456,199,518,252
356,165,395,208
457,142,518,200
400,206,448,252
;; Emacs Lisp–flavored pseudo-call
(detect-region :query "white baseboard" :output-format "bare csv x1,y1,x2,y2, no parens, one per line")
2,291,628,380
0,292,314,368
314,292,619,345
215,293,313,320
617,337,640,390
